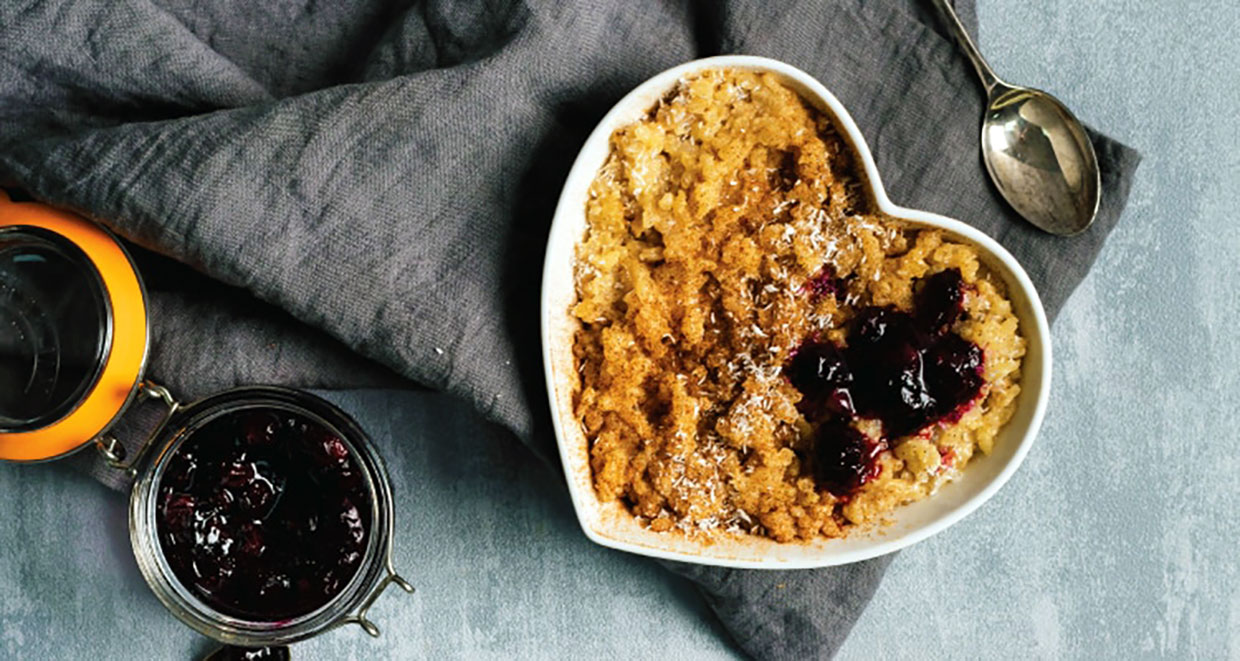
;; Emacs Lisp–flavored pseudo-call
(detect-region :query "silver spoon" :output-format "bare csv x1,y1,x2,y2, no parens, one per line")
929,0,1100,236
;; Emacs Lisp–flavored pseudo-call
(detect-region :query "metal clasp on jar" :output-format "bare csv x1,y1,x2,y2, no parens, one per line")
340,558,415,637
94,381,180,479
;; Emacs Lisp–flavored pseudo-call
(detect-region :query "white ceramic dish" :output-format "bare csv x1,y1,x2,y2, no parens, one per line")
540,55,1052,569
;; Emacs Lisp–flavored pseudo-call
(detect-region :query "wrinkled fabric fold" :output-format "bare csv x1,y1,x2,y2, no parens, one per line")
0,1,1139,658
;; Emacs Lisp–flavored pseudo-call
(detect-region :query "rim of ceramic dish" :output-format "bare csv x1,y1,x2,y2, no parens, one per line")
540,55,1052,568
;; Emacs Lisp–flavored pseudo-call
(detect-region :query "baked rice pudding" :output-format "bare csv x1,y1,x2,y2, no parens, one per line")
571,69,1026,542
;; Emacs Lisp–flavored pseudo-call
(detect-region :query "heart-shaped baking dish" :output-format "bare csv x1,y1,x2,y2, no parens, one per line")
541,56,1052,568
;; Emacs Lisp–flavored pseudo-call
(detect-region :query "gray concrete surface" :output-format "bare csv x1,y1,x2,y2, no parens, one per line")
1,0,1237,658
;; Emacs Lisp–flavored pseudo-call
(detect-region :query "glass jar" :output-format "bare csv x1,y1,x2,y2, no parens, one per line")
130,385,412,646
0,190,413,652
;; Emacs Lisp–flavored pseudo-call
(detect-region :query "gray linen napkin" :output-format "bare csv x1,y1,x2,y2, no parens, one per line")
0,0,1139,658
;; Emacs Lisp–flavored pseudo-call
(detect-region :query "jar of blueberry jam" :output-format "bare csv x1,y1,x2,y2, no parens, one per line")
131,387,413,647
0,193,412,654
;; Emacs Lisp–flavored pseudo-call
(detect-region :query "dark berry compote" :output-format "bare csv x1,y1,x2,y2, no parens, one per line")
786,268,985,497
156,408,371,622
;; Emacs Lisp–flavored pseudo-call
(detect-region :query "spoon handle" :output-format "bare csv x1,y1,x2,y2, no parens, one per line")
928,0,1003,92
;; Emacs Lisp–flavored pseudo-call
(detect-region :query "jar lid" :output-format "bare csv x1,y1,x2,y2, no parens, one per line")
0,191,148,460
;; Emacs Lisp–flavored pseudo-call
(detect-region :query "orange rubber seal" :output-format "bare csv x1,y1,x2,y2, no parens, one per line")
0,191,148,461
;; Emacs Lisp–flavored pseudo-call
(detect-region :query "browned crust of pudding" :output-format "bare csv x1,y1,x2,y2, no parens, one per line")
571,69,1025,542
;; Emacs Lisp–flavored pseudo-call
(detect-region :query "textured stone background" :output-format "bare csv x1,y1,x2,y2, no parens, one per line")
1,0,1237,658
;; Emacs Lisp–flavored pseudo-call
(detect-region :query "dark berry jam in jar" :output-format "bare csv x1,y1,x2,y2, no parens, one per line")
156,408,371,621
130,387,410,647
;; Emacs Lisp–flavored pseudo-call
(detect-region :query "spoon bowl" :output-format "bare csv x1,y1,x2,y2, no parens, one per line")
982,85,1101,236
